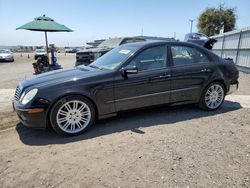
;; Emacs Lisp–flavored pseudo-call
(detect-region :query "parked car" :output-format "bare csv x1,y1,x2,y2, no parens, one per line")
65,48,78,53
70,48,78,53
75,37,146,66
34,49,46,60
0,49,14,62
13,41,239,136
184,32,217,50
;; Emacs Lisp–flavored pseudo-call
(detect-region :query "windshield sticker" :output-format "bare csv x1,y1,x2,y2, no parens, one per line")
119,50,131,54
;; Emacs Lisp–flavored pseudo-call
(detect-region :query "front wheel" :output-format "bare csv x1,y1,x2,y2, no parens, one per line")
50,95,96,136
199,82,225,111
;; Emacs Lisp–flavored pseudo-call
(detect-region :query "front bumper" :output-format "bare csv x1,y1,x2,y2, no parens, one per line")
0,57,14,62
227,82,239,95
13,100,48,129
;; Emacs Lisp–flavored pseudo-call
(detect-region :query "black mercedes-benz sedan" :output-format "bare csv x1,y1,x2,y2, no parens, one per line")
13,41,239,136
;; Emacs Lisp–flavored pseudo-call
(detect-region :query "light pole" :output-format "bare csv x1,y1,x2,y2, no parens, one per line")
189,19,194,33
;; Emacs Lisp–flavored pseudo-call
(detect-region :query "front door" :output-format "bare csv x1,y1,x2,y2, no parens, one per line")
113,45,171,111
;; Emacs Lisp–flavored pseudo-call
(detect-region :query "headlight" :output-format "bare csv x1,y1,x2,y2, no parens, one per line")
20,92,25,101
21,88,38,105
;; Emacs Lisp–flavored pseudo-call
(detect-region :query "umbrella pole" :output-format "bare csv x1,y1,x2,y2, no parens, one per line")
44,31,50,63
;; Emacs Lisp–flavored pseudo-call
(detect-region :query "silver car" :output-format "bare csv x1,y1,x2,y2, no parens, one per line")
34,49,46,60
0,49,14,62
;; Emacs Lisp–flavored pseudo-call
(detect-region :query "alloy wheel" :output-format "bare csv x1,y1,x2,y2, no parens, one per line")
204,83,224,109
56,100,91,134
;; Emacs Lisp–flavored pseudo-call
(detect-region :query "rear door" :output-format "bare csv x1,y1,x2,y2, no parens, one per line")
169,44,215,103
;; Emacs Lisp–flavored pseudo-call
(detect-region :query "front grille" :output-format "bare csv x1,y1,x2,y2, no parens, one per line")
14,85,22,101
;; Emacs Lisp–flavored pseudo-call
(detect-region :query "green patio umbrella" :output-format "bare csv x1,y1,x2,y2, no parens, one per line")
16,15,73,59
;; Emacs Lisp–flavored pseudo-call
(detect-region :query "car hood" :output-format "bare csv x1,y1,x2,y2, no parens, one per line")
35,52,46,55
20,66,103,89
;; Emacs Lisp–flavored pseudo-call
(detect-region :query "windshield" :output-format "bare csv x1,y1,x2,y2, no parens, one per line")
87,45,138,70
36,49,45,52
0,49,11,54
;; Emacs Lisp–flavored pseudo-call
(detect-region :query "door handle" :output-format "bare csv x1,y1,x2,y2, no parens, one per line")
200,68,211,73
150,74,171,81
159,74,171,78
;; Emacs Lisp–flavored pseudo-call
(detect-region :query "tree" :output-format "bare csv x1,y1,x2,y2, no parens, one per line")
197,4,237,36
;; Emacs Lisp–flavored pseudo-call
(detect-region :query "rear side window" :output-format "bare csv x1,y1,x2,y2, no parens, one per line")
128,46,166,71
171,46,210,66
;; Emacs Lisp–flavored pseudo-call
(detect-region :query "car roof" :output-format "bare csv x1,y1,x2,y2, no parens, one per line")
121,40,209,50
121,40,181,47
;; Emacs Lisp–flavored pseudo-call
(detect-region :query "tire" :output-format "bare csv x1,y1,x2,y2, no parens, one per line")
199,82,225,111
50,95,96,136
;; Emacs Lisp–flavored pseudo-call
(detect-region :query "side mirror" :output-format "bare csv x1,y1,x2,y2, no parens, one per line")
120,66,138,77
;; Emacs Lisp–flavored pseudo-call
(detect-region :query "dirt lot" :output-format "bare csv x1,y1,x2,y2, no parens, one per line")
0,54,250,187
0,53,75,130
0,53,75,89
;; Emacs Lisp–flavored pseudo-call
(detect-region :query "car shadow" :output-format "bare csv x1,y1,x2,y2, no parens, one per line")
16,100,242,146
0,61,13,64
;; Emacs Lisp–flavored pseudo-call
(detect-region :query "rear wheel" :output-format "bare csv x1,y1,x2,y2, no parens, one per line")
50,95,95,136
199,82,225,111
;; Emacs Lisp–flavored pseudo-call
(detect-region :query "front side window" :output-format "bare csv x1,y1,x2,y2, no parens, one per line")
128,46,167,71
171,46,210,66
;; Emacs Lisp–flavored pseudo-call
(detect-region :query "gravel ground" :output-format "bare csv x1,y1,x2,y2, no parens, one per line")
0,53,76,130
0,54,249,187
0,53,75,89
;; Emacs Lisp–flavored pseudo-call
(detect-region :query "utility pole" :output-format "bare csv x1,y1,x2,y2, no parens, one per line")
189,19,194,33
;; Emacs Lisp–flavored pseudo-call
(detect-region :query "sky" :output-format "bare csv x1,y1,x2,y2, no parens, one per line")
0,0,249,47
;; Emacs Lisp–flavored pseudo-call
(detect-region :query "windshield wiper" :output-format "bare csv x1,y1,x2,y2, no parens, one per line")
89,64,105,70
89,64,99,69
